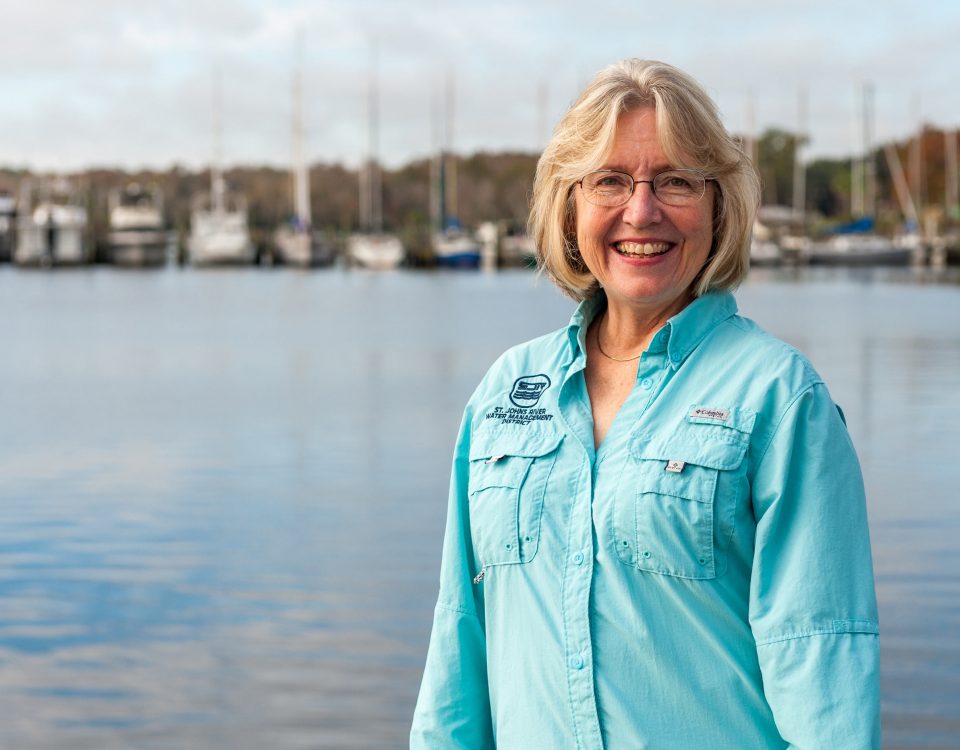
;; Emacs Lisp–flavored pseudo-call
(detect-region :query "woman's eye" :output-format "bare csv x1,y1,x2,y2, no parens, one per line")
596,175,629,189
660,173,696,190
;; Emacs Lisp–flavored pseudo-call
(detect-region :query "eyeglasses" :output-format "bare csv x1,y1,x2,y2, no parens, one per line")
577,168,711,208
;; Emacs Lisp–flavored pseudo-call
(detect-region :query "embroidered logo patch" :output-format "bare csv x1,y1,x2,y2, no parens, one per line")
689,406,729,422
509,374,551,408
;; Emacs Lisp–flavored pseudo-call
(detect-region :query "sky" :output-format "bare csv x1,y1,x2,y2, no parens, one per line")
3,0,958,172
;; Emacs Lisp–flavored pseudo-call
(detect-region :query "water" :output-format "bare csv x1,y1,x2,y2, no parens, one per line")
0,266,957,749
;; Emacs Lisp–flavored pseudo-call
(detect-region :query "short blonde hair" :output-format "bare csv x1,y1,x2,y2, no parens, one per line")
529,59,760,301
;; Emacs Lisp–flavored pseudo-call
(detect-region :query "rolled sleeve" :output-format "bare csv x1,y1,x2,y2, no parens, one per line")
749,383,880,749
411,409,495,750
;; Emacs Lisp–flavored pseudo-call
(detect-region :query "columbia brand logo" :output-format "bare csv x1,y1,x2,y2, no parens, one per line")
690,407,729,421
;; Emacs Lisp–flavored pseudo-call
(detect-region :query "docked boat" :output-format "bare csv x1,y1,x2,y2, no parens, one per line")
273,42,334,268
107,183,168,266
187,184,255,266
807,233,911,266
497,225,537,268
188,75,255,266
749,238,781,266
433,221,480,269
346,232,404,270
14,182,88,267
749,219,781,267
0,193,14,263
347,54,404,270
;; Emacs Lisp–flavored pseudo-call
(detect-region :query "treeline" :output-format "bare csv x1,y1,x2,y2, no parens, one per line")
1,124,956,253
754,125,958,231
0,152,539,260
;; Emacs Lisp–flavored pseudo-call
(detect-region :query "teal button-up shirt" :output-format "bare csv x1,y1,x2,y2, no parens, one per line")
411,291,880,749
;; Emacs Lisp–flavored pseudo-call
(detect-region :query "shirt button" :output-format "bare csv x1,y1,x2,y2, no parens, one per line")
573,552,584,565
569,655,584,670
639,377,653,389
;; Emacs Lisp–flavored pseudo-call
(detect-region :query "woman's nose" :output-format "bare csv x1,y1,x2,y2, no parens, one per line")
621,181,662,226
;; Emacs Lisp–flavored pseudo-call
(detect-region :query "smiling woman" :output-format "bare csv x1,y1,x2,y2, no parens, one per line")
411,59,880,750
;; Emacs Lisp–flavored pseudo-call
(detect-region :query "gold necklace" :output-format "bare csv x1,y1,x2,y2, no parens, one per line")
595,311,644,362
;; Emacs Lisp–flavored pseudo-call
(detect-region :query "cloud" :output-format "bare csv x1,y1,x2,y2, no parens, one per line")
2,0,958,169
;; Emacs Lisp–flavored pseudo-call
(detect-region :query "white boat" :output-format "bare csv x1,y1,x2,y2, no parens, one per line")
347,51,404,270
14,182,88,267
108,183,168,266
273,46,334,268
188,76,255,267
346,232,404,270
749,238,781,266
187,186,254,266
498,228,537,268
807,234,911,266
749,219,781,266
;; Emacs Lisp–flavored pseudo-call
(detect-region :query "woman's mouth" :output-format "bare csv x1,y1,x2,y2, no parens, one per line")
613,240,673,258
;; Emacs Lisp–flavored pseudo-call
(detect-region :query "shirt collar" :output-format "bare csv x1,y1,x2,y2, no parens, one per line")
661,290,738,368
566,290,737,370
565,292,605,368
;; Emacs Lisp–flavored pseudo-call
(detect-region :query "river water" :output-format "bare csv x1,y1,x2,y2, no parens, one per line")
0,266,957,749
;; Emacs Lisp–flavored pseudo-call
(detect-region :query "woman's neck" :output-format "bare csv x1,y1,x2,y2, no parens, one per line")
598,294,690,356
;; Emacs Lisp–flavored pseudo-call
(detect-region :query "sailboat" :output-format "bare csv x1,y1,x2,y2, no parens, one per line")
808,84,908,266
273,39,334,268
431,73,480,269
346,49,405,270
188,75,255,266
14,179,88,267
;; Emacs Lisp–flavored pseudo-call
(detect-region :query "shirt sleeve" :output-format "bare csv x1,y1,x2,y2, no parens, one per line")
749,382,881,750
410,407,495,749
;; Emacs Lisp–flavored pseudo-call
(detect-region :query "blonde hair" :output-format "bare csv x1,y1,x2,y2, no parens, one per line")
529,59,760,301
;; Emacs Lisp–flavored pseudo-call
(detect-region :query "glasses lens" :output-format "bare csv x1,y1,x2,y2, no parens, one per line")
582,171,632,206
653,170,705,205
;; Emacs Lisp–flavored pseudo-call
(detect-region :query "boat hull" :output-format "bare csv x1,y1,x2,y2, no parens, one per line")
108,229,169,267
14,220,87,266
435,250,480,269
347,234,405,270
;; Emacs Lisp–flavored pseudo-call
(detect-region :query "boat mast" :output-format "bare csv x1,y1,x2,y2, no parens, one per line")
212,69,225,216
945,128,959,221
292,33,310,229
883,142,919,228
792,87,807,224
445,69,457,225
909,95,924,223
851,84,864,218
863,84,876,219
743,92,757,169
360,42,382,234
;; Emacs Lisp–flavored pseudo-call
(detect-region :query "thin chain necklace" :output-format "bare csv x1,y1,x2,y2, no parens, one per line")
595,310,644,362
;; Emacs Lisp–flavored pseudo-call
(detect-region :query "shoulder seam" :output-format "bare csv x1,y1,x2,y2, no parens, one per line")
755,380,825,468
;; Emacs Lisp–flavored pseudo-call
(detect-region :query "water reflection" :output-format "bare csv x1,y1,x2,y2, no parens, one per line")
0,267,957,748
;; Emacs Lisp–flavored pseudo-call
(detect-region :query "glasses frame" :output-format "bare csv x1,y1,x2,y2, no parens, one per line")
577,168,713,208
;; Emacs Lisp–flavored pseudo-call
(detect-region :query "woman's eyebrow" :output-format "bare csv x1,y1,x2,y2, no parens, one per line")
596,162,675,175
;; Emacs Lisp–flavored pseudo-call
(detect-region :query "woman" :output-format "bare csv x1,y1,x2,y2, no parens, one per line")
411,59,879,749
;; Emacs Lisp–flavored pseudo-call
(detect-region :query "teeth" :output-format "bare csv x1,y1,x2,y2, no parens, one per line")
615,241,671,256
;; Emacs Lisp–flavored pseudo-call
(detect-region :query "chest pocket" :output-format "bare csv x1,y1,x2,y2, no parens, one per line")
468,426,563,567
612,407,754,579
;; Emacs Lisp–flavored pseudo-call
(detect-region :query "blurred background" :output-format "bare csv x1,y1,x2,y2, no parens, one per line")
0,1,958,748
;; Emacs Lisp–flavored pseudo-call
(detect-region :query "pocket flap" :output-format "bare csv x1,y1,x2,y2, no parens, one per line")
469,425,563,462
630,418,749,471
